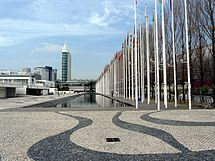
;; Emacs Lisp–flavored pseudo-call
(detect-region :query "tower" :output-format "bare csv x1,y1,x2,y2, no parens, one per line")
61,42,71,82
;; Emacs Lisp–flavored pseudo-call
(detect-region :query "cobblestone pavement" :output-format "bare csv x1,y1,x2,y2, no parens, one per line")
0,104,215,160
120,111,215,152
0,112,78,161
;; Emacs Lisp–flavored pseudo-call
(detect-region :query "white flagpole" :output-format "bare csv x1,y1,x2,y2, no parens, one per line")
106,71,108,95
137,18,141,98
117,54,120,97
184,0,192,110
106,67,108,95
161,0,168,108
114,56,116,96
154,9,157,104
131,35,134,101
141,25,145,103
103,73,105,95
134,0,138,109
104,72,106,95
140,24,144,103
128,34,131,100
155,0,160,111
125,35,128,99
145,4,150,105
123,43,126,99
171,0,177,107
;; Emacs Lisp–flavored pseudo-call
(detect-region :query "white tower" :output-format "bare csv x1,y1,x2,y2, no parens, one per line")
61,42,71,82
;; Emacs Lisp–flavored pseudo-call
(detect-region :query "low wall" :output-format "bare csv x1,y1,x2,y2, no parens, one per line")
16,87,27,95
0,87,16,98
0,87,6,98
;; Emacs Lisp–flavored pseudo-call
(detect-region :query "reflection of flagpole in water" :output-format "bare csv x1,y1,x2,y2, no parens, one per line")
96,95,101,107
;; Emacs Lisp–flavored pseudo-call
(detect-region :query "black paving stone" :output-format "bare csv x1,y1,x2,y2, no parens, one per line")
112,112,190,153
26,112,215,161
141,112,215,126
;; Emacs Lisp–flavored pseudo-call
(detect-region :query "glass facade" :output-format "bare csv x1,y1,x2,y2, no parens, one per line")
62,52,69,82
61,42,71,82
62,52,68,82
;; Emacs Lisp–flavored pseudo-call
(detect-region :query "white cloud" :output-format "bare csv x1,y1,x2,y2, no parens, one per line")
0,0,136,47
0,18,123,46
89,0,133,27
89,12,108,27
31,43,62,55
0,35,17,47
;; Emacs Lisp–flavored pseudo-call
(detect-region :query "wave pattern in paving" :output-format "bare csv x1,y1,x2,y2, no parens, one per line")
27,112,215,161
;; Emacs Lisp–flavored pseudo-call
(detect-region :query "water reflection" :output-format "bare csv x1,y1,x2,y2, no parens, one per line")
56,94,127,108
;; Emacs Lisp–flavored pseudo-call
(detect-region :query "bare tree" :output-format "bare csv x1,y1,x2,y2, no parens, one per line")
201,0,215,102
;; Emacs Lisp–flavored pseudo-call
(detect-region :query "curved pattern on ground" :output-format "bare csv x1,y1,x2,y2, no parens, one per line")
69,111,180,154
112,112,215,160
141,112,215,126
27,112,215,161
113,112,190,153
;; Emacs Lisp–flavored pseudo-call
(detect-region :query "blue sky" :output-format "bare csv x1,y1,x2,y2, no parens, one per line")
0,0,153,79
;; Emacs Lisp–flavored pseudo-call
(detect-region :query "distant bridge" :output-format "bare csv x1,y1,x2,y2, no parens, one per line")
69,86,91,92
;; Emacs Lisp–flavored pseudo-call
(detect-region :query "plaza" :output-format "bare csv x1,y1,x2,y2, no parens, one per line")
0,94,215,161
0,0,214,160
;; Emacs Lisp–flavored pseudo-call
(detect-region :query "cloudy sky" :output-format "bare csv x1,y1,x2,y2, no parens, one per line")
0,0,154,79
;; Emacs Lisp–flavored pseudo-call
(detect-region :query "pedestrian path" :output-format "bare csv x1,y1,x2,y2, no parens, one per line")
25,110,215,161
0,94,215,160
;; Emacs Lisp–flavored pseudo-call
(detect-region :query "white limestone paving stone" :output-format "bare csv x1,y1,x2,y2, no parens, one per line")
0,112,78,161
121,110,215,152
68,111,180,154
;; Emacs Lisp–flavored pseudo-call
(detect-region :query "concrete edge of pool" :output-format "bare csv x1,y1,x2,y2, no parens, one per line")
21,92,135,111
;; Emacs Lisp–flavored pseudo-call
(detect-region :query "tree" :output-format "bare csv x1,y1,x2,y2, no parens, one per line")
201,0,215,102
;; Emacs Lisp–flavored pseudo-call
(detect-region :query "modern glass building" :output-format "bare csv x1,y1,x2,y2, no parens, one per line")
61,42,71,82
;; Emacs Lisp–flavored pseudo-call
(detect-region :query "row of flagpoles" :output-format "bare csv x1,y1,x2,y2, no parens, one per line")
96,0,191,110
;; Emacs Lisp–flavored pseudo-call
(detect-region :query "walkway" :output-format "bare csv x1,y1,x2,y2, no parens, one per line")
0,94,215,160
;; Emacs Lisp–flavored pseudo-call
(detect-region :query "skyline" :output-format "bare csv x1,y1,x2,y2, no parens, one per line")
0,0,153,79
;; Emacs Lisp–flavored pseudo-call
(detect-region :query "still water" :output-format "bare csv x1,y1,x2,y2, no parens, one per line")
56,94,128,108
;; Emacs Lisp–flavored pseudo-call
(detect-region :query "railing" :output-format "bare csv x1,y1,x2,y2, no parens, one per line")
0,82,26,87
0,82,52,88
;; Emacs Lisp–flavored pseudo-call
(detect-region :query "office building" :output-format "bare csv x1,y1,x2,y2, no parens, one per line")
52,69,57,82
34,67,49,80
61,42,71,82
